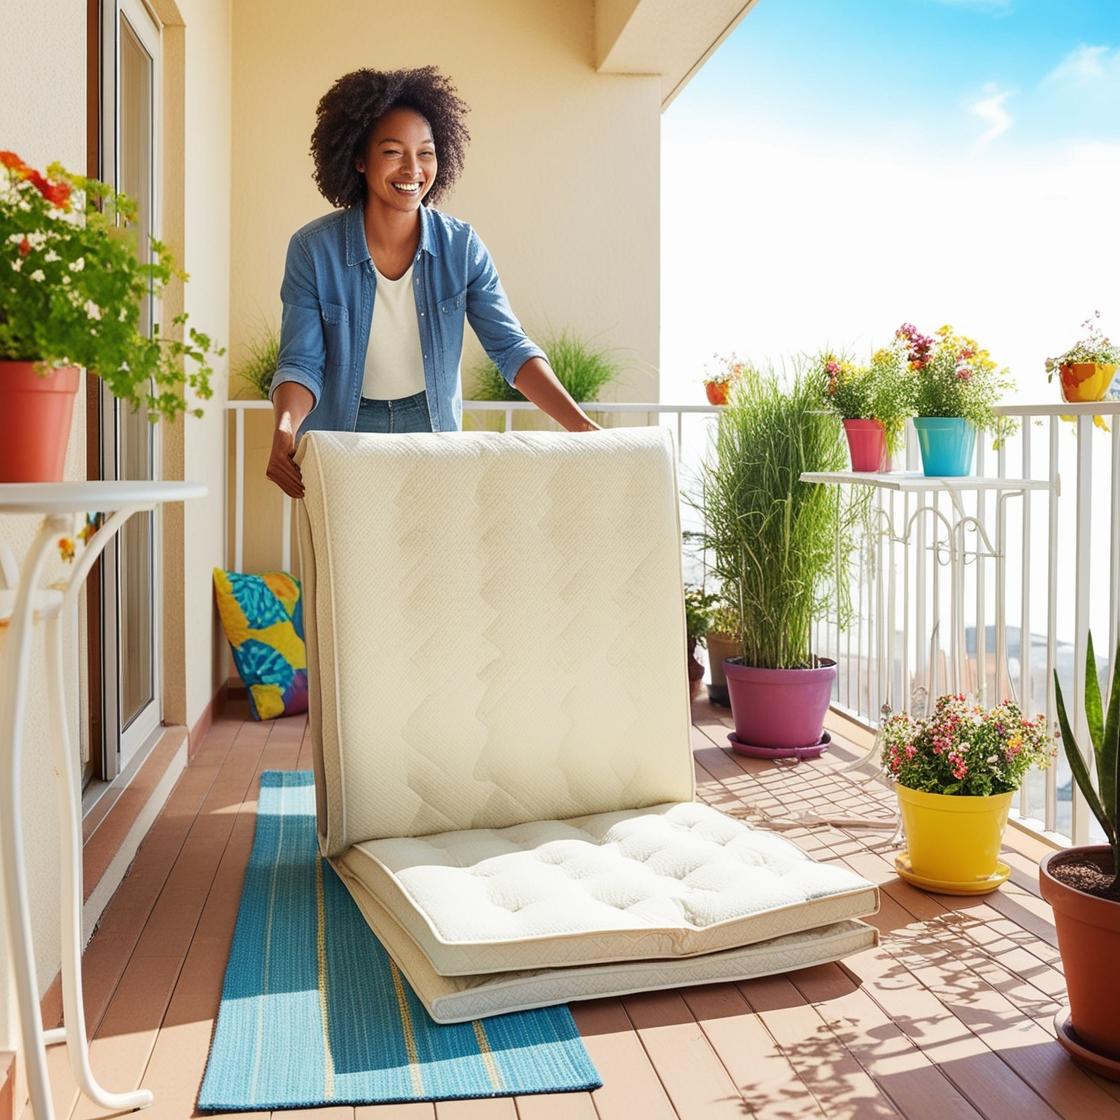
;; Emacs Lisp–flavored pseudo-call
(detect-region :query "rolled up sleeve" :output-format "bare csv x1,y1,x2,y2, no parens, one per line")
270,233,326,408
465,227,546,388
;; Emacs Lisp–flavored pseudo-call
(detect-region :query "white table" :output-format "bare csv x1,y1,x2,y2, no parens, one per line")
0,481,205,1119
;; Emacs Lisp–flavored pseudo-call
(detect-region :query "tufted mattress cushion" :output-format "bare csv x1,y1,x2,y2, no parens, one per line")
295,428,695,857
341,860,878,1022
333,801,879,975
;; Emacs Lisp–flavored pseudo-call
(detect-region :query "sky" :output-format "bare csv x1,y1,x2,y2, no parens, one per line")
660,0,1120,403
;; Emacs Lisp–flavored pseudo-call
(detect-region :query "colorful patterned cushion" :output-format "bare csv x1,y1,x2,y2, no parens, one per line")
213,568,309,720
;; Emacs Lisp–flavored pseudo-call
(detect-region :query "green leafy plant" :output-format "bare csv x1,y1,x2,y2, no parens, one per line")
1,150,222,419
1054,633,1120,890
469,329,622,403
684,586,719,643
816,345,913,454
687,359,858,670
1044,311,1120,382
708,602,741,638
881,694,1053,796
233,323,280,400
895,322,1014,442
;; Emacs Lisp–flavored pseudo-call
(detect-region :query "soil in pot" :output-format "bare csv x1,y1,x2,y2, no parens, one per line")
1048,855,1120,902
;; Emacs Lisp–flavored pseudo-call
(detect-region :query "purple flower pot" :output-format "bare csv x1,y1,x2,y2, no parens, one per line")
723,658,837,750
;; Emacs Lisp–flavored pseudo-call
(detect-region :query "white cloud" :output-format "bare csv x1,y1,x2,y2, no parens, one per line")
1044,44,1118,88
968,83,1014,145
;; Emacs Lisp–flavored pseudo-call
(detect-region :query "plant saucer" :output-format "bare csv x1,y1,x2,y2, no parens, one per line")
727,730,831,761
894,851,1010,895
1053,1005,1120,1083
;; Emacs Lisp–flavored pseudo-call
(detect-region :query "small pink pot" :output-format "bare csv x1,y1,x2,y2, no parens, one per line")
843,418,890,472
723,658,837,749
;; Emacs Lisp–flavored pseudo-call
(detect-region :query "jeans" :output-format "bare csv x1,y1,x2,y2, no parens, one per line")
353,390,433,434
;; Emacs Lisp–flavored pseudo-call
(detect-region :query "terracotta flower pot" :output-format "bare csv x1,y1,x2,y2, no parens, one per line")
705,632,739,707
686,636,705,701
843,418,890,472
1040,847,1120,1077
723,657,836,749
1058,362,1118,405
0,361,81,482
705,381,729,406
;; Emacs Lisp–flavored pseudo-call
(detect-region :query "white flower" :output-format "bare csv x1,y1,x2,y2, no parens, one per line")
83,300,102,320
10,259,22,272
29,268,45,282
43,250,60,263
68,257,85,272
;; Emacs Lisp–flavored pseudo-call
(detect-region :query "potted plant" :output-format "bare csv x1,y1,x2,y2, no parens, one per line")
895,322,1013,477
1043,634,1120,1080
701,353,746,406
0,150,222,481
690,360,856,758
469,328,620,429
1044,312,1120,405
882,694,1053,893
705,603,741,708
233,321,280,400
817,346,912,472
683,586,719,701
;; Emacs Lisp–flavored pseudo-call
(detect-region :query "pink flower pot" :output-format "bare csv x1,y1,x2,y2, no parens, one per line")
0,361,80,482
723,658,837,749
843,418,890,472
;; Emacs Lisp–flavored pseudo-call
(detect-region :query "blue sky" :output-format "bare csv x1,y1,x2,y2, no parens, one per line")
667,0,1120,159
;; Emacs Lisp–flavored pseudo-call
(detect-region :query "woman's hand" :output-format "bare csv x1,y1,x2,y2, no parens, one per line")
267,427,305,499
267,381,315,499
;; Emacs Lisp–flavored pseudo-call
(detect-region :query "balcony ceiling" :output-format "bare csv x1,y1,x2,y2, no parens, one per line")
595,0,759,108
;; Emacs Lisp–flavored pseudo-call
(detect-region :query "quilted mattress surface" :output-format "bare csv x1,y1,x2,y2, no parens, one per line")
334,800,879,975
340,859,879,1022
296,428,695,856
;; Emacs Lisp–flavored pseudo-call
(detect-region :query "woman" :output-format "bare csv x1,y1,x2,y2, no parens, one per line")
267,66,601,498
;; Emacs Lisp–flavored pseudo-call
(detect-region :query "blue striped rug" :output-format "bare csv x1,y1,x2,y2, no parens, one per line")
199,771,601,1111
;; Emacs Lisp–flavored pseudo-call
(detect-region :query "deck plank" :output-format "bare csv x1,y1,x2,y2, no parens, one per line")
40,699,1120,1120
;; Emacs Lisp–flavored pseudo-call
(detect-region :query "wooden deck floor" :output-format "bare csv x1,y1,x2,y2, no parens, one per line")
28,696,1120,1120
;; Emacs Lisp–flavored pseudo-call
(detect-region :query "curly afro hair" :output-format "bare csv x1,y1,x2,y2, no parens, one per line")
310,66,471,209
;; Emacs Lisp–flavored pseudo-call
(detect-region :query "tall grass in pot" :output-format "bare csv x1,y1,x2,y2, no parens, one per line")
688,360,855,753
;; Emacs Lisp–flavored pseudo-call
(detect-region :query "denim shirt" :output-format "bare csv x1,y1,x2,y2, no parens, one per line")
270,202,546,435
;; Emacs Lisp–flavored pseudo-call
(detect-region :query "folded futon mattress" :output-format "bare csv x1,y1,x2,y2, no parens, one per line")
295,427,878,1020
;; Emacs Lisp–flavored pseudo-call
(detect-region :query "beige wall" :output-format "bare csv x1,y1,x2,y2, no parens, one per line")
0,0,90,1044
0,0,232,1060
228,0,662,570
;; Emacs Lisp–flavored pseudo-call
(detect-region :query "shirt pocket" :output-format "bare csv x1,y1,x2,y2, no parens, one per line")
436,289,467,360
319,300,351,372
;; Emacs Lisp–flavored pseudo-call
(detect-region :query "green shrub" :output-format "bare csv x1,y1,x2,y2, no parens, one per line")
468,329,622,403
233,323,280,400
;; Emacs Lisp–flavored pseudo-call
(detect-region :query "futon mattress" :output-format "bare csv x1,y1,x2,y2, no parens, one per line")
334,801,879,975
340,866,879,1023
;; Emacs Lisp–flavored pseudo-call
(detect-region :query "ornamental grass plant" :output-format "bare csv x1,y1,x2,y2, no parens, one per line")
688,360,857,671
881,694,1053,797
470,329,622,403
0,150,221,418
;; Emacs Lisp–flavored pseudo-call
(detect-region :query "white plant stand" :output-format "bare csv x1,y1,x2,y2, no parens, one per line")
0,481,205,1119
796,470,1053,833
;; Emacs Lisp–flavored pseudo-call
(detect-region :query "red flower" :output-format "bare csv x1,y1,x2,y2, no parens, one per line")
18,237,30,257
27,170,71,209
0,150,32,177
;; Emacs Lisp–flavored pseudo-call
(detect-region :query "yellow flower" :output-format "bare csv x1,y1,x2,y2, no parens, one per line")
58,537,75,563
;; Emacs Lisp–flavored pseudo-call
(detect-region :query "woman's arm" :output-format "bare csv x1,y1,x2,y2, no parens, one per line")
510,357,601,431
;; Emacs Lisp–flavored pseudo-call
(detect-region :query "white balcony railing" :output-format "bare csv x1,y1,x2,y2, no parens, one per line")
226,396,1120,848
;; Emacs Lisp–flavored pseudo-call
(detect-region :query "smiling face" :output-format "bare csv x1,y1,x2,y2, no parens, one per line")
356,107,438,211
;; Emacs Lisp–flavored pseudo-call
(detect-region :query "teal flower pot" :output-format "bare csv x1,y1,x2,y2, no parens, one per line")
913,417,976,477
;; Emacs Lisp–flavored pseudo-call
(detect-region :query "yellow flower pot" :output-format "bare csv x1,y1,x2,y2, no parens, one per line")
1058,362,1118,404
894,785,1013,894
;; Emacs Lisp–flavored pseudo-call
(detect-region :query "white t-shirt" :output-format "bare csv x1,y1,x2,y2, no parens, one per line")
360,261,427,400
